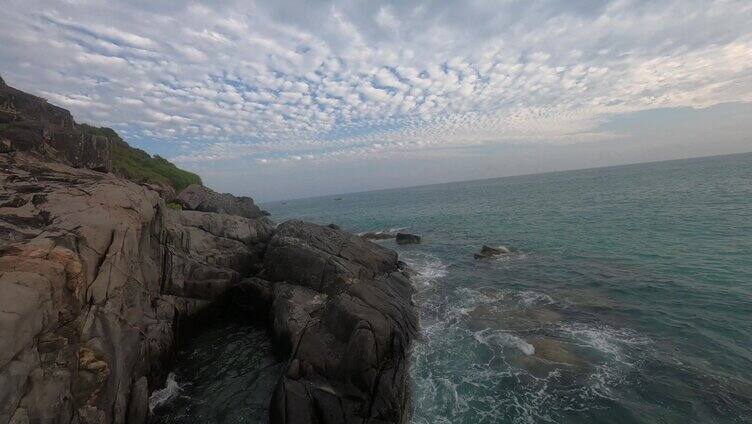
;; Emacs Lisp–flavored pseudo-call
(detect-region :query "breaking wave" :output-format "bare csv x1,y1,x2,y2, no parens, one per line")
148,373,183,413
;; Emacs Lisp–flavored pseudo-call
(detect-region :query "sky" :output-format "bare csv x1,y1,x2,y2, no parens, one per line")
1,0,751,201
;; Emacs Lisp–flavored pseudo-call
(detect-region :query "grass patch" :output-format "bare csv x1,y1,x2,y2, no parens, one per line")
80,124,202,192
166,202,183,210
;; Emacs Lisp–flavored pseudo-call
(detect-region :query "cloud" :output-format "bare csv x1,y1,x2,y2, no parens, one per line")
0,0,750,171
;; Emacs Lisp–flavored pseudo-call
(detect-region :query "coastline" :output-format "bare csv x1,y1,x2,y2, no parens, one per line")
0,81,418,424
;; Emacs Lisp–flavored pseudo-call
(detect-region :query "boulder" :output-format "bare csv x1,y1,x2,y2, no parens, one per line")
395,232,421,244
263,220,417,424
176,184,264,219
474,244,511,259
142,182,176,203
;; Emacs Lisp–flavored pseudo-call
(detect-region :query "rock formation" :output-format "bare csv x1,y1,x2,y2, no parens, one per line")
176,184,265,219
0,80,111,171
474,244,511,259
395,233,421,244
259,221,417,423
0,150,276,423
0,80,417,424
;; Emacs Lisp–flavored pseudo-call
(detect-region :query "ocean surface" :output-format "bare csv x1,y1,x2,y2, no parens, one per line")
155,152,752,423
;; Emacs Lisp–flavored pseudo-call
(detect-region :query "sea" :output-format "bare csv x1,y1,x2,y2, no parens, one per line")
151,152,752,423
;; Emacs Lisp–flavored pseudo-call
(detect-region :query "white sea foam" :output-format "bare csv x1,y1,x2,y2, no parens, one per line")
517,290,555,307
560,323,650,363
473,328,536,356
402,252,447,289
357,226,408,236
148,372,183,413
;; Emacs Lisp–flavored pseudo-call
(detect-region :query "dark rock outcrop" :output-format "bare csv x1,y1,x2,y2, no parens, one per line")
395,232,421,244
261,221,418,424
176,184,265,219
474,244,511,259
0,81,112,172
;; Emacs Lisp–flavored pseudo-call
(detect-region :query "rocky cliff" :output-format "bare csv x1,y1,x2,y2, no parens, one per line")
0,79,417,424
0,79,111,172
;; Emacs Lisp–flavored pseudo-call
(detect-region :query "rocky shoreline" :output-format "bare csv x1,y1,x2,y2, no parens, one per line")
0,80,417,424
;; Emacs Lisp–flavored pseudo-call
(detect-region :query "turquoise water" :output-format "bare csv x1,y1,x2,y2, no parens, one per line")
264,153,752,423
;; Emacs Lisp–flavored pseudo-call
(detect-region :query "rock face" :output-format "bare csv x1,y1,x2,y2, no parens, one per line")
163,209,273,300
474,244,511,259
0,152,273,424
0,81,112,172
176,184,265,219
395,232,421,244
259,220,417,424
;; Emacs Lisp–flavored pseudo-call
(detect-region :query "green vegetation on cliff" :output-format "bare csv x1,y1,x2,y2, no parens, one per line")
79,124,202,192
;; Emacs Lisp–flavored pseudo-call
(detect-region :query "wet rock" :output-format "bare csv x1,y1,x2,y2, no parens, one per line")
176,184,265,219
395,232,421,244
474,244,511,259
126,377,149,424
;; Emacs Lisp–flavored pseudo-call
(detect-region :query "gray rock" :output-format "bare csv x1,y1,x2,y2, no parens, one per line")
162,209,274,300
126,377,149,424
395,232,422,244
474,244,511,259
263,220,417,423
264,220,398,293
176,184,264,219
0,152,237,424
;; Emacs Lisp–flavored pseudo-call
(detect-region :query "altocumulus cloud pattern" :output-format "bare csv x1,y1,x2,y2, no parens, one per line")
1,0,751,167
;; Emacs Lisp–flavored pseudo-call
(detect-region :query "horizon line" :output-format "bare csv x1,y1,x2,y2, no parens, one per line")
260,149,752,204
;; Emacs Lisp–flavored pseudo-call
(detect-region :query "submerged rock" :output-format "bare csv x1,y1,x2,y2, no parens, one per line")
396,232,422,244
474,244,511,259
